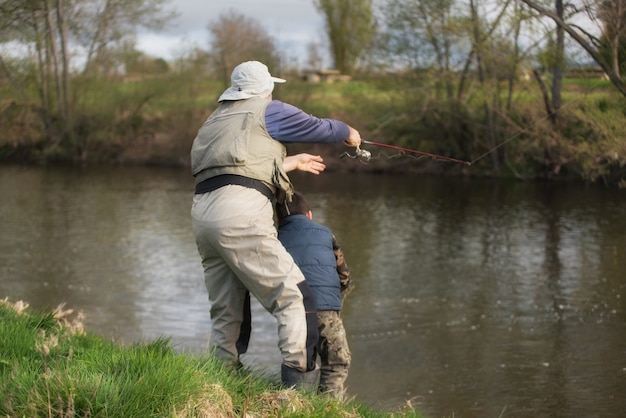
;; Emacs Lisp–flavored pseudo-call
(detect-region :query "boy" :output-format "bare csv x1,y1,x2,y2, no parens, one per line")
276,191,353,399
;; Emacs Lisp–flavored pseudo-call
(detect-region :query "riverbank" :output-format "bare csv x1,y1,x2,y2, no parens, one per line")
0,298,421,417
1,76,625,186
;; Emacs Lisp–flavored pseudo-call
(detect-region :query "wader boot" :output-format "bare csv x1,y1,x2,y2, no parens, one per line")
281,364,320,392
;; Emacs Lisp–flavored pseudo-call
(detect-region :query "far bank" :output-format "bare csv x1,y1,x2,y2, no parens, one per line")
1,77,624,186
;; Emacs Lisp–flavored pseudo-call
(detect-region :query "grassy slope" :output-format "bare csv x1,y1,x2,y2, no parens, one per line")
0,299,421,418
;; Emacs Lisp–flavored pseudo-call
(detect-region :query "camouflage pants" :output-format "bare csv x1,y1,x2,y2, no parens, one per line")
317,310,351,399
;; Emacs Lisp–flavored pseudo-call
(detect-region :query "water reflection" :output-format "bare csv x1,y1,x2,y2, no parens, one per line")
1,166,625,417
291,173,626,417
0,166,210,347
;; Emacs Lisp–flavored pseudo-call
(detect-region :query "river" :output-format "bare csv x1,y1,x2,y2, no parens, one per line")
1,164,625,417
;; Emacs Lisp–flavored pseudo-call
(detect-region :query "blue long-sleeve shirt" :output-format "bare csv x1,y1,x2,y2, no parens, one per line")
265,100,350,144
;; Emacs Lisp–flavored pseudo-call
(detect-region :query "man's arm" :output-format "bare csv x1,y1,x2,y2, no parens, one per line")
266,100,351,143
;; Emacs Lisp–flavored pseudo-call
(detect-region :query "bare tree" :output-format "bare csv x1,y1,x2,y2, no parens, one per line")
381,0,470,99
73,0,176,77
0,0,177,147
520,0,626,96
306,41,324,71
56,0,70,122
552,0,565,119
583,0,626,78
469,0,516,172
314,0,375,74
505,0,536,110
526,0,565,124
0,0,65,131
208,9,280,86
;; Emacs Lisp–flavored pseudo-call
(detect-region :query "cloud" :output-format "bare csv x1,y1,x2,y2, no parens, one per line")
137,0,326,63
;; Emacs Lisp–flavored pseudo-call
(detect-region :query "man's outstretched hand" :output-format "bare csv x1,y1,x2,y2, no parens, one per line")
283,153,326,174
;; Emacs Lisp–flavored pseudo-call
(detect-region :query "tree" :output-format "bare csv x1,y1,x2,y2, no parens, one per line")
525,0,566,124
467,0,517,172
0,0,73,133
306,41,324,71
552,0,565,118
0,0,176,153
314,0,375,74
207,10,280,87
73,0,176,77
584,0,626,78
520,0,626,96
381,0,483,99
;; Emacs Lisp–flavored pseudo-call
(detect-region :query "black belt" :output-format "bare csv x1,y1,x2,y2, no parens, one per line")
195,174,274,201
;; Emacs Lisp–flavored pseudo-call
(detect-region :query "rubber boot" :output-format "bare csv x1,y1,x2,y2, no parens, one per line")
281,364,320,392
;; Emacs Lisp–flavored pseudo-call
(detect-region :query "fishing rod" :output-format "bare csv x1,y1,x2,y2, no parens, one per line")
341,140,472,166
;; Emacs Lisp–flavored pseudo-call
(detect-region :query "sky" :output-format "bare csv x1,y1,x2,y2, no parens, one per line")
136,0,327,66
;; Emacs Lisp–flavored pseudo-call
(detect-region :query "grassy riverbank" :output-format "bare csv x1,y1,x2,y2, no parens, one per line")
0,299,421,417
1,73,625,186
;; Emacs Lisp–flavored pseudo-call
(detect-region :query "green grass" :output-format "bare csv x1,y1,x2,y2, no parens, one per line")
0,299,422,417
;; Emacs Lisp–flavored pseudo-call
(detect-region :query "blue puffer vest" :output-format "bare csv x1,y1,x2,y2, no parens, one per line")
277,214,342,311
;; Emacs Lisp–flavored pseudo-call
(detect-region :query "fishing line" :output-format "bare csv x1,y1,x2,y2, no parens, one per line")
362,140,472,165
468,111,551,165
340,140,474,165
342,73,611,167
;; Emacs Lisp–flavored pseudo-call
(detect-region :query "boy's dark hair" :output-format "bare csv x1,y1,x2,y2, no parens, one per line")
276,191,311,221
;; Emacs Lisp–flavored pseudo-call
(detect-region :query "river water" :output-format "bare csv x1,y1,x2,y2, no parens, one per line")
1,164,625,417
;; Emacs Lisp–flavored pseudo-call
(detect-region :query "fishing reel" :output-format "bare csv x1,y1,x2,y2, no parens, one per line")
340,145,372,162
340,140,472,165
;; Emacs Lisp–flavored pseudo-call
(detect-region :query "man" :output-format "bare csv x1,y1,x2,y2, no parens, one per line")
190,61,361,389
